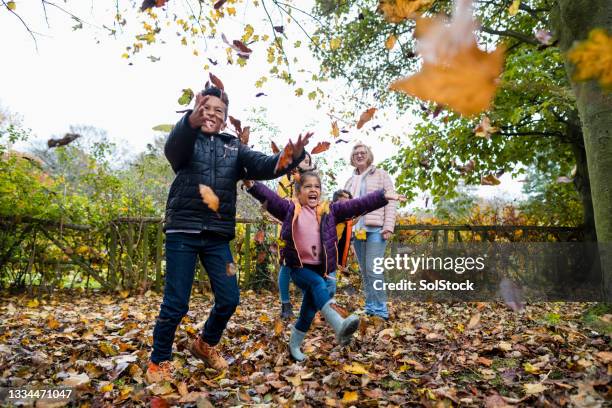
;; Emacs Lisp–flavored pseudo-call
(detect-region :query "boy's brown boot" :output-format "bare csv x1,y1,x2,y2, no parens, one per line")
145,361,174,384
190,336,229,370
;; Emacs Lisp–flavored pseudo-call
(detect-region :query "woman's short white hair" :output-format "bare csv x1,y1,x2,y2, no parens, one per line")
350,142,374,167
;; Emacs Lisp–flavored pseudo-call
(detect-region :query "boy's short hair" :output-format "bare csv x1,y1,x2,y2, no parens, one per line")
333,189,352,202
201,86,229,119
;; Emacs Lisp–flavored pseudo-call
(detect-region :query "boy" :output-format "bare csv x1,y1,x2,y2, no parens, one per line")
146,85,312,383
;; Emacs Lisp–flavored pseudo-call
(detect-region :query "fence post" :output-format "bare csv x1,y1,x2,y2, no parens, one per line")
141,224,149,287
242,223,251,286
126,223,134,289
109,224,117,289
155,222,163,291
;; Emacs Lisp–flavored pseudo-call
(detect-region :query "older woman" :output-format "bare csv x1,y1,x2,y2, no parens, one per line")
344,143,397,320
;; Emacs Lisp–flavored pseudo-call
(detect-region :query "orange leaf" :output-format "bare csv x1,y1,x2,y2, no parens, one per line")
481,174,501,186
254,230,265,244
273,318,284,336
274,142,294,173
198,184,220,212
331,121,339,138
356,108,377,129
311,141,330,155
271,141,280,154
257,251,266,264
209,72,224,90
390,45,505,116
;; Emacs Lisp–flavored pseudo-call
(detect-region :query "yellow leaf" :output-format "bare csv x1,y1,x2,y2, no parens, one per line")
523,383,547,395
119,290,130,299
523,362,541,374
258,313,270,323
377,0,434,23
198,184,219,212
227,7,236,16
508,0,521,16
343,362,369,375
341,390,358,403
385,34,397,50
47,316,60,330
27,298,39,308
330,38,342,50
295,88,304,97
474,116,500,139
7,1,16,11
568,28,612,88
354,229,367,240
331,121,340,138
100,383,114,393
273,318,283,336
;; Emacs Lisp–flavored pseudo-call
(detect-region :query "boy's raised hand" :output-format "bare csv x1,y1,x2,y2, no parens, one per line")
292,132,314,160
188,94,210,130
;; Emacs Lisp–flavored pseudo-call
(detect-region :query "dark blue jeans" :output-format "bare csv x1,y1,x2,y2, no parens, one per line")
151,232,239,364
289,267,335,333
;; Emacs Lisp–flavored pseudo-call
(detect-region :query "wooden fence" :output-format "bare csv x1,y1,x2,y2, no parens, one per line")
0,216,583,292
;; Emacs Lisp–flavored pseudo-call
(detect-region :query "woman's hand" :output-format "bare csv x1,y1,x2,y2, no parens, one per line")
382,230,393,240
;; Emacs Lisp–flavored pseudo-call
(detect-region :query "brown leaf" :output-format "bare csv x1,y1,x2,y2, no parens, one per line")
239,126,250,145
232,40,253,54
48,133,81,149
467,312,481,330
140,0,167,11
481,174,501,186
474,116,500,139
213,0,227,9
331,121,340,138
225,263,236,277
254,230,265,244
271,141,280,154
356,108,377,129
198,184,220,212
256,251,266,264
209,72,224,90
228,115,242,135
311,141,331,155
273,318,283,336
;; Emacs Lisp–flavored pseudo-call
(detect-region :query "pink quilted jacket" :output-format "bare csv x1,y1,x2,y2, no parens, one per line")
344,166,397,232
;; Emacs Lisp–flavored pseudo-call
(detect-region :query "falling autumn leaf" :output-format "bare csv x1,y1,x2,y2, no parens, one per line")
213,0,227,9
385,34,397,50
273,25,285,33
474,116,500,139
232,40,253,59
567,28,612,88
199,184,220,212
274,142,294,173
357,107,377,129
226,262,236,276
209,72,224,90
229,115,242,135
331,121,340,138
7,1,16,11
239,126,250,145
481,174,501,186
390,3,505,116
535,29,554,45
508,0,521,15
255,92,267,97
270,141,280,154
178,88,194,106
48,133,81,149
377,0,434,23
140,0,167,11
311,141,331,155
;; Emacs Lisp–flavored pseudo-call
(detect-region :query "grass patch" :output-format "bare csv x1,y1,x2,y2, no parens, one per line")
582,303,612,335
491,358,518,370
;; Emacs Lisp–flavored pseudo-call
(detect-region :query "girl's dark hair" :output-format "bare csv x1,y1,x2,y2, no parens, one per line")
201,86,229,119
294,171,321,193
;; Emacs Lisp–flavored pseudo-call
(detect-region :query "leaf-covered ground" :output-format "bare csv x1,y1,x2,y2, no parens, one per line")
0,289,610,407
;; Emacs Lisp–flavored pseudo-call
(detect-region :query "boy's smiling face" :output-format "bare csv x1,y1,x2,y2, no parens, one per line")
201,95,227,134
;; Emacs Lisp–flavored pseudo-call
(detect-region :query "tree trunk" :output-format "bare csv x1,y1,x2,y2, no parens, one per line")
553,0,612,300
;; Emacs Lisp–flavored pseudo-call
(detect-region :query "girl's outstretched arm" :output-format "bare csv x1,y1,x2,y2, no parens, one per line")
332,190,406,223
244,181,293,221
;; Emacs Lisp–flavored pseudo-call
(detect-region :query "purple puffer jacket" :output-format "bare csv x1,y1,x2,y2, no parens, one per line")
247,182,388,275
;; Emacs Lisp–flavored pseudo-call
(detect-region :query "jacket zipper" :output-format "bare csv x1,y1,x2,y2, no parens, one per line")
290,203,304,268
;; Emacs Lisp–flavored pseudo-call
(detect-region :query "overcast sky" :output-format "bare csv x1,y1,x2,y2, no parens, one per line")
0,1,524,205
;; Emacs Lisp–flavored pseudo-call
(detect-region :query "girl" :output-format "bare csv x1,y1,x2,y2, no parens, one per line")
244,172,403,361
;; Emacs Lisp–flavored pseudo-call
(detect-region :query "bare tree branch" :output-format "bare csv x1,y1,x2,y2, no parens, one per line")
2,0,40,51
481,26,539,45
